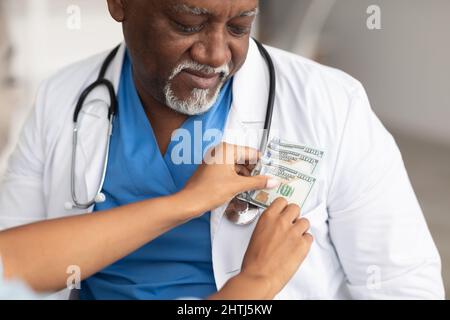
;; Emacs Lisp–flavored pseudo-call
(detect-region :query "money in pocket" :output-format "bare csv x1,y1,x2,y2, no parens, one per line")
268,138,325,159
263,147,320,175
249,162,316,208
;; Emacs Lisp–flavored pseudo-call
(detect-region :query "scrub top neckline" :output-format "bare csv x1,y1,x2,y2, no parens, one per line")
122,51,233,192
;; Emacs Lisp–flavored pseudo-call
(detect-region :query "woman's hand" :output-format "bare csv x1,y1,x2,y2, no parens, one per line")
241,198,313,297
180,143,279,216
209,198,313,300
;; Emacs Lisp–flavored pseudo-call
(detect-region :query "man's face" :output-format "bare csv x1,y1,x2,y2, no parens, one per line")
113,0,258,115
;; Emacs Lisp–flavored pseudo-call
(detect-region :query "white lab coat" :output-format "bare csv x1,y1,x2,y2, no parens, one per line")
0,39,445,299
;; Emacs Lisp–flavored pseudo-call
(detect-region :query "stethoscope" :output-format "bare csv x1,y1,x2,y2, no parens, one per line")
224,40,276,225
68,39,276,226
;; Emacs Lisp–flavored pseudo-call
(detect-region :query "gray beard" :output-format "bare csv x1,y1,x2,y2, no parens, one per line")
163,80,224,116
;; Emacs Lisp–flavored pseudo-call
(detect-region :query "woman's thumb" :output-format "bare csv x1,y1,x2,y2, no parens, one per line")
239,175,280,193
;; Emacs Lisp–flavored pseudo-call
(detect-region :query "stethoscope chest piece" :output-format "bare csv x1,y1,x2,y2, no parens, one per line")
224,198,262,226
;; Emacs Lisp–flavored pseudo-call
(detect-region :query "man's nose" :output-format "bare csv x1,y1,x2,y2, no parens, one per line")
190,33,231,69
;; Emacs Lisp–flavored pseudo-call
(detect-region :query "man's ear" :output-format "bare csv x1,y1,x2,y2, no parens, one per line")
106,0,126,22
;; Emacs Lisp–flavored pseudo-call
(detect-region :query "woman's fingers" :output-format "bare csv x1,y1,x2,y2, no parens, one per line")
235,164,251,176
281,204,301,224
203,143,260,166
302,232,314,244
263,197,289,219
233,145,261,165
236,175,273,194
293,217,311,235
270,199,310,235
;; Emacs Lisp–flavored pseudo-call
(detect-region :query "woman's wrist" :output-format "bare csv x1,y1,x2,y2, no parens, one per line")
208,271,276,300
237,270,277,299
169,189,209,221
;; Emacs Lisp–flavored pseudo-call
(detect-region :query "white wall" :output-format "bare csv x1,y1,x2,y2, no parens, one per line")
319,0,450,146
0,0,123,174
260,0,450,147
6,0,123,87
2,0,450,156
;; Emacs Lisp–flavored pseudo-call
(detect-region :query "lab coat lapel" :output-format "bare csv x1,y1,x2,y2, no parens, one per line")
210,39,275,288
75,43,126,205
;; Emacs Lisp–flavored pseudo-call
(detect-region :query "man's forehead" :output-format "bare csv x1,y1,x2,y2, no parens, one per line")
164,0,259,18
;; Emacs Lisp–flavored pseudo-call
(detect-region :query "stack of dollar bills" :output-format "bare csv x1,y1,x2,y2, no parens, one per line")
237,138,324,209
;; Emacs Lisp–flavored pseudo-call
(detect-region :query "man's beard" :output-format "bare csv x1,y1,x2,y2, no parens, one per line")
163,60,230,116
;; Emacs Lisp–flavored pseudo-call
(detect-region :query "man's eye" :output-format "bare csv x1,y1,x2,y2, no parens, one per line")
228,25,251,37
175,21,204,34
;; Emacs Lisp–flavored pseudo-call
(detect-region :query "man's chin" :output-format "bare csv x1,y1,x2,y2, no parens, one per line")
164,93,214,116
164,82,224,116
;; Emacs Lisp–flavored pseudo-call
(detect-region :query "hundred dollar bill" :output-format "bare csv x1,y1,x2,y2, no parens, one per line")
248,162,316,209
268,138,324,159
235,137,323,209
263,146,320,175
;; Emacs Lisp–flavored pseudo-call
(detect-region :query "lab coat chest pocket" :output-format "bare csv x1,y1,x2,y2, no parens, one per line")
270,157,335,299
213,210,259,279
214,198,330,295
214,202,331,300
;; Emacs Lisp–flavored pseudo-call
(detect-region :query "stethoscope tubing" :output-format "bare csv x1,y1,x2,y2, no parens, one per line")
69,39,275,211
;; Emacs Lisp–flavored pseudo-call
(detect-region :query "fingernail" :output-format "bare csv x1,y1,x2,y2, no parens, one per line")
266,178,280,189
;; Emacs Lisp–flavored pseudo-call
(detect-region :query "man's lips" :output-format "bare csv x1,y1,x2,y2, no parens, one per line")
180,69,221,90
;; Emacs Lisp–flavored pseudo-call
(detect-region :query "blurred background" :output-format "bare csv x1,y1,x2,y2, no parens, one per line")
0,0,448,296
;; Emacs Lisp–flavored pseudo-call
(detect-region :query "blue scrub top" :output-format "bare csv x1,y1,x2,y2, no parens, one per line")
79,52,233,300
